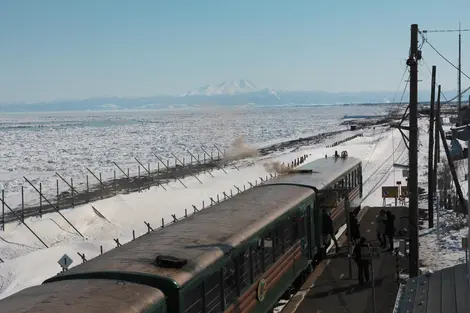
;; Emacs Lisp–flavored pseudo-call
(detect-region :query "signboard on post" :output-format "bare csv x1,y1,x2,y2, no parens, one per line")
401,186,409,198
382,186,399,198
58,254,73,270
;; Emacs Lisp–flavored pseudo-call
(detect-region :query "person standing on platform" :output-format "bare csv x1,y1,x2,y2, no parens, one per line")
385,210,396,251
376,209,387,248
352,237,370,285
348,212,361,242
322,210,340,254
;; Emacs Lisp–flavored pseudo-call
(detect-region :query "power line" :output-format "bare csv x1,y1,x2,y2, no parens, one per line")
419,31,470,106
422,37,470,81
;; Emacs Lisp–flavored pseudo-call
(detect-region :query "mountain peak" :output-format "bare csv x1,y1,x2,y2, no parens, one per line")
181,80,259,97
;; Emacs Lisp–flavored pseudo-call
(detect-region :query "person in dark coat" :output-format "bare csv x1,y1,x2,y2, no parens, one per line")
322,210,340,253
376,209,387,248
352,237,370,284
347,212,361,242
385,210,396,251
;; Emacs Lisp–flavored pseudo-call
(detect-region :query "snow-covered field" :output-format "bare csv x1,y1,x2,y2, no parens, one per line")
0,106,466,303
416,117,470,273
0,105,389,208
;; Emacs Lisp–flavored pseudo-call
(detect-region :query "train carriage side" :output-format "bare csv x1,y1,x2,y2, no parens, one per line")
41,184,316,313
0,279,167,313
263,155,362,260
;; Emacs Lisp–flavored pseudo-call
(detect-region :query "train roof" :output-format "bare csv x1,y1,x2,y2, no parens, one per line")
0,279,165,313
265,156,361,190
47,184,314,287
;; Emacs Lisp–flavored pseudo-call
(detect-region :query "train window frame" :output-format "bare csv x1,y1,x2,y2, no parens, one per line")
184,283,204,313
204,270,221,313
263,232,274,270
237,250,251,294
222,259,237,307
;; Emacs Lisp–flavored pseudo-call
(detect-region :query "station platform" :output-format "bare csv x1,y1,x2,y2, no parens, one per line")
283,206,409,313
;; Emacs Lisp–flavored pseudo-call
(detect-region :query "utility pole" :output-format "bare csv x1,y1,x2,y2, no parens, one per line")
459,22,462,125
433,87,441,205
428,65,436,228
408,24,420,278
421,24,469,124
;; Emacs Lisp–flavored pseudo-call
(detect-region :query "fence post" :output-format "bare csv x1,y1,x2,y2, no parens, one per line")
100,173,103,198
21,186,24,221
56,179,60,211
86,175,89,196
39,182,43,217
127,168,130,193
71,177,74,209
1,190,4,231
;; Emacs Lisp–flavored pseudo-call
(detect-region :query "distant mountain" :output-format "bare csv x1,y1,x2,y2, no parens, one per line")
0,80,462,112
181,79,259,96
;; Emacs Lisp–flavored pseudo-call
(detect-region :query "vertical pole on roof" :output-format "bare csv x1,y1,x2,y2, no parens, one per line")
428,65,436,228
408,23,420,278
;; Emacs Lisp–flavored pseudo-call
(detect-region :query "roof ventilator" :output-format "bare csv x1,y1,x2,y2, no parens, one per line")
155,255,188,268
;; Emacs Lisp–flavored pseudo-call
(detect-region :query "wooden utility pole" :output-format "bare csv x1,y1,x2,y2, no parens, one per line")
433,87,440,202
408,24,420,278
428,65,436,228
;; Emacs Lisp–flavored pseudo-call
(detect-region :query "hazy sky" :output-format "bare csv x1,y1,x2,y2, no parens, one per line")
1,0,469,103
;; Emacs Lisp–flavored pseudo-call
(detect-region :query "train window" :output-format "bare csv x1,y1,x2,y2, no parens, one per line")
292,214,301,243
252,243,264,280
205,270,222,313
352,170,355,187
184,283,203,313
284,218,293,250
274,226,284,259
263,232,274,269
223,260,237,306
238,250,251,292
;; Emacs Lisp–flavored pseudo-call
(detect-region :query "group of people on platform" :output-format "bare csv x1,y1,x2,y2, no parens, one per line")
322,208,396,285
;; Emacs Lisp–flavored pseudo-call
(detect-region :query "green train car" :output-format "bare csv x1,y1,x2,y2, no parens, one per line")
0,155,362,313
0,279,167,313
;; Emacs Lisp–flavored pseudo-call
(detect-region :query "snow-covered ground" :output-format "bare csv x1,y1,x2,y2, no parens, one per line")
0,116,407,300
0,105,390,208
416,116,470,273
